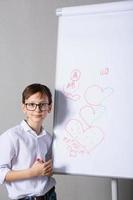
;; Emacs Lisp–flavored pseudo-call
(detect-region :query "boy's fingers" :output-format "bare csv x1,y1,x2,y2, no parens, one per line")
44,160,52,167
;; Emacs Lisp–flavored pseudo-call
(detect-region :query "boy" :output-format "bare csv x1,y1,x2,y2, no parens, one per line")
0,83,56,200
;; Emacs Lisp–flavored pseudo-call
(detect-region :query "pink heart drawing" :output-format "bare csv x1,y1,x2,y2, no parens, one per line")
79,105,105,128
84,85,113,106
64,119,104,157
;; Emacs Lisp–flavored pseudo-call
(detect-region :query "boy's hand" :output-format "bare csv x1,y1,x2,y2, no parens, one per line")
30,159,53,177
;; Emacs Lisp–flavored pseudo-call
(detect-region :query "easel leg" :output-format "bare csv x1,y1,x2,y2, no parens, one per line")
111,179,118,200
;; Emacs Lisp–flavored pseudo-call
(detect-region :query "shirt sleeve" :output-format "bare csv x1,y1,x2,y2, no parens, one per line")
0,132,15,184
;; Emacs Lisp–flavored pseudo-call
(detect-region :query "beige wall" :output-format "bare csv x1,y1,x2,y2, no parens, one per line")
0,0,132,199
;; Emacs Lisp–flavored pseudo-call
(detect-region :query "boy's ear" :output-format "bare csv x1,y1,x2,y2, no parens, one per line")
21,103,26,113
48,104,52,113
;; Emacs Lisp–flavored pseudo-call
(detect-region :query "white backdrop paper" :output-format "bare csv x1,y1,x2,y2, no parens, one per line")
53,1,133,179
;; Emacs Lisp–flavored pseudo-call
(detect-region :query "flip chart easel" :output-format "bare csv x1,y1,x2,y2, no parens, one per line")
53,2,133,199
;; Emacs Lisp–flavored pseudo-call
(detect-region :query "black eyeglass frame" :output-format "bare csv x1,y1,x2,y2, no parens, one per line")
25,102,50,111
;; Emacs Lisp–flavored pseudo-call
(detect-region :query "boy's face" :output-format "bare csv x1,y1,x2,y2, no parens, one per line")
22,92,51,125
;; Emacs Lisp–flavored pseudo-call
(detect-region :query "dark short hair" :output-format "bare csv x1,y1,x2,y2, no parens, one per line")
22,83,52,105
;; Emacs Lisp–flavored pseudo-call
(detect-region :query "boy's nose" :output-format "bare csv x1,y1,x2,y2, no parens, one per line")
35,105,42,112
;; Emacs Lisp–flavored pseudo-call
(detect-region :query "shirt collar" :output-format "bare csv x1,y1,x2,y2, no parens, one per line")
20,120,46,137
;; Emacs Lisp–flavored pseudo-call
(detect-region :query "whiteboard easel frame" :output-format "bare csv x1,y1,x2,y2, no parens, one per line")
53,0,133,180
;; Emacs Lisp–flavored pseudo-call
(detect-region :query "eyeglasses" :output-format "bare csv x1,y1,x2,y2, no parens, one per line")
25,102,49,111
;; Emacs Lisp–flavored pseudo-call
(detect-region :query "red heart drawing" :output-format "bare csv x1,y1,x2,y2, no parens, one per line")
84,85,113,106
64,119,104,156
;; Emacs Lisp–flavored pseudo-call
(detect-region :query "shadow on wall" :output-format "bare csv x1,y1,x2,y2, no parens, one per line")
53,89,69,128
53,89,69,173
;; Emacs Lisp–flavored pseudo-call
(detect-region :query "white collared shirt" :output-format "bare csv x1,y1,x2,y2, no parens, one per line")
0,120,56,200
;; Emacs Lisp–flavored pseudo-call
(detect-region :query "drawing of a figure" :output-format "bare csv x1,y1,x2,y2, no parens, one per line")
63,69,81,101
